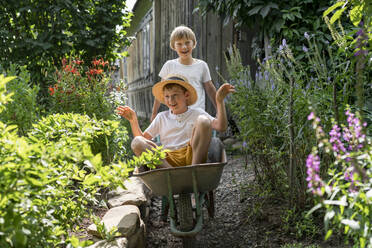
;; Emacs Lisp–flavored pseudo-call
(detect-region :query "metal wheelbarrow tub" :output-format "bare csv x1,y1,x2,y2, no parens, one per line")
133,149,227,196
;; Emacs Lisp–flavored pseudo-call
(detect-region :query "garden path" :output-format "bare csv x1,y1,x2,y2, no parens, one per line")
146,154,257,247
145,153,348,248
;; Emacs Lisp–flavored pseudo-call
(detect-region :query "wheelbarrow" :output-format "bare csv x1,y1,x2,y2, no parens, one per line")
133,137,227,247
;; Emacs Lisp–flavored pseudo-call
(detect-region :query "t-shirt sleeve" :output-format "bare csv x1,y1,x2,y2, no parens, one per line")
159,60,170,79
144,114,161,138
196,108,215,122
201,61,212,83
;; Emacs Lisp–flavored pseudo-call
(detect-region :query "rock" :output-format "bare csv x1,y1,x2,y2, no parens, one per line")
108,191,147,208
222,137,235,146
232,141,243,151
86,237,128,248
87,223,100,237
102,205,140,237
108,177,150,208
128,219,146,248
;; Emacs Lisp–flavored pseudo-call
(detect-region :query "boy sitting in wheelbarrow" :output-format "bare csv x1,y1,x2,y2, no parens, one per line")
116,74,235,170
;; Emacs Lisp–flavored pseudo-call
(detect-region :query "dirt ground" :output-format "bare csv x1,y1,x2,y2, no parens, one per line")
145,154,349,248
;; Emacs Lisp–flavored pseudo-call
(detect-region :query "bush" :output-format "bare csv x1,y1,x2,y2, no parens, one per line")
0,75,133,247
0,64,39,135
28,112,130,164
47,56,127,121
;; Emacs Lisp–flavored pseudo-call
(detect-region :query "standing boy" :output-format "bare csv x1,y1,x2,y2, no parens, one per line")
117,74,234,169
151,25,217,122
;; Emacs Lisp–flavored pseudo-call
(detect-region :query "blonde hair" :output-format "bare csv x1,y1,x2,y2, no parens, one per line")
169,26,197,50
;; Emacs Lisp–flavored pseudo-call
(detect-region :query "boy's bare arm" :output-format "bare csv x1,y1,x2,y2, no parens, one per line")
211,83,235,132
150,99,161,122
204,81,217,109
117,106,148,137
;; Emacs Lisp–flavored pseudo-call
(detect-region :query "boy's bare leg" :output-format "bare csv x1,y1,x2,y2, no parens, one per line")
131,136,172,168
190,115,212,164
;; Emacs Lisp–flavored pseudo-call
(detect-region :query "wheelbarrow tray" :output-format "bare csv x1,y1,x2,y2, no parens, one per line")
133,149,227,196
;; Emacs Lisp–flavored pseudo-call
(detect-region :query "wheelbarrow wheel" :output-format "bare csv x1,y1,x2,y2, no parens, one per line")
178,193,196,247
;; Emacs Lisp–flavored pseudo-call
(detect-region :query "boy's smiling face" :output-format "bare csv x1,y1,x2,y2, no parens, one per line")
174,38,195,60
163,85,190,114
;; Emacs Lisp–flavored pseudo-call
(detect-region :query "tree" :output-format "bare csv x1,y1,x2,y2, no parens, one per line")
196,0,330,58
0,0,132,93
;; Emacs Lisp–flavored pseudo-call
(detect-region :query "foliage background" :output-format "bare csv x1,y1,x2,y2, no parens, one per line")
0,0,132,95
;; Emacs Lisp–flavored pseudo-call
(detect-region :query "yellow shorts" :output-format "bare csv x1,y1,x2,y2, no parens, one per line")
166,145,193,167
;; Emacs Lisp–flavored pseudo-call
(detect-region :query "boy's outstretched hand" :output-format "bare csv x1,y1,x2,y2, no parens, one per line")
116,106,136,122
216,83,235,103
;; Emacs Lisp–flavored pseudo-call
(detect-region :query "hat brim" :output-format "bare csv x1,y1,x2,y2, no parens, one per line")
152,79,197,106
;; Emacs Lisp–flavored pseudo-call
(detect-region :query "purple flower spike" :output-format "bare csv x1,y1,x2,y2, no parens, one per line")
282,39,287,47
302,45,308,53
304,32,310,40
308,112,315,120
306,154,324,196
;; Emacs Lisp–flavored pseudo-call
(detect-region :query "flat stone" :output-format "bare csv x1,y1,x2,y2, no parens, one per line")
232,141,243,150
108,191,147,208
102,205,140,237
87,223,100,237
108,177,150,208
223,137,236,146
86,237,128,248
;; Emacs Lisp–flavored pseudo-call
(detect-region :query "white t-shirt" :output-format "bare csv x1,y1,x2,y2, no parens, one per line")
159,59,212,110
144,108,215,150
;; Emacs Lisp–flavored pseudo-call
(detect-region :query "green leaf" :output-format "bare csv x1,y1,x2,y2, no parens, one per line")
325,229,333,240
349,4,363,26
306,203,322,216
341,219,360,230
323,1,345,17
69,235,80,247
330,7,347,24
248,5,263,16
260,5,272,18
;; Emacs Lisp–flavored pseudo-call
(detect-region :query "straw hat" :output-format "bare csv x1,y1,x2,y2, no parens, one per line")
152,74,197,106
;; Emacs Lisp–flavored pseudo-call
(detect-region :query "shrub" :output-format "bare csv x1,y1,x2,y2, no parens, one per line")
28,112,130,164
0,64,39,135
0,74,134,247
47,56,126,121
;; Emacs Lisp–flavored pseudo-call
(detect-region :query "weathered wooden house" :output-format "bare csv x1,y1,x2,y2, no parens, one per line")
120,0,256,119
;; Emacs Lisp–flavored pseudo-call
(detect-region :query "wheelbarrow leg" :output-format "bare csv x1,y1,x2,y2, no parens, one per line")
205,190,215,218
161,196,169,221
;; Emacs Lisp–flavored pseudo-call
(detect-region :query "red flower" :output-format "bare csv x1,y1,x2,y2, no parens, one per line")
73,59,83,65
64,65,72,72
49,86,55,96
70,67,79,75
100,59,109,67
92,59,100,67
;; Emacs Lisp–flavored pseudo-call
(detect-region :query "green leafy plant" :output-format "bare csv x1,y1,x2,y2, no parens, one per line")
128,146,169,170
28,112,129,165
0,74,131,247
322,0,371,114
225,23,368,206
0,64,39,135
